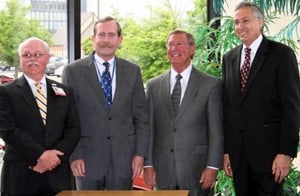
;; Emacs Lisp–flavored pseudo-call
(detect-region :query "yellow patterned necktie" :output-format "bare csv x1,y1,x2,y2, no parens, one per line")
35,82,47,125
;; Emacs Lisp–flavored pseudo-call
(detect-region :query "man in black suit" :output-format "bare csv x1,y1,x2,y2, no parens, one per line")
222,2,300,195
0,37,81,195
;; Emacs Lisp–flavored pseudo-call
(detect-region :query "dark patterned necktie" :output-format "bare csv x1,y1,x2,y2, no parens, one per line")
35,82,47,125
101,62,112,108
240,47,251,92
171,74,182,117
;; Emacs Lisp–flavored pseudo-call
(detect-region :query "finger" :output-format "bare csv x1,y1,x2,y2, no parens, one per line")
151,173,157,186
55,150,64,156
274,170,280,182
210,181,216,189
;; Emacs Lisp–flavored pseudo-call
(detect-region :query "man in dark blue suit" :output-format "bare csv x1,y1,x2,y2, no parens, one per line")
0,37,80,195
222,2,300,195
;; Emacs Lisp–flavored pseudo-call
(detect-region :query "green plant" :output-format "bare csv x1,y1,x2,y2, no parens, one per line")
283,165,300,195
214,171,235,196
214,154,300,195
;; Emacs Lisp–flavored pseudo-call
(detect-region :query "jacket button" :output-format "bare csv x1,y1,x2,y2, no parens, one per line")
108,117,112,120
107,137,111,139
170,149,174,152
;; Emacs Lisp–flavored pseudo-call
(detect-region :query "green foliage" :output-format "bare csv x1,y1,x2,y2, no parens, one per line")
0,0,52,69
214,171,236,196
191,16,240,78
283,165,300,195
186,0,207,25
117,1,179,82
213,0,300,16
215,163,300,195
82,37,93,55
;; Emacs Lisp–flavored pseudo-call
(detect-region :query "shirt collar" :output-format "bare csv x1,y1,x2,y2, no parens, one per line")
94,53,115,67
24,74,46,86
243,34,263,55
170,63,192,81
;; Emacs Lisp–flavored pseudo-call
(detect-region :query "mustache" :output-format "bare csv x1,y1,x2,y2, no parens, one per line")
99,42,113,48
27,61,39,66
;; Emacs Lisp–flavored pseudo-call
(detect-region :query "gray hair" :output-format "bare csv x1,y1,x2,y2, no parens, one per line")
18,37,50,56
235,1,264,20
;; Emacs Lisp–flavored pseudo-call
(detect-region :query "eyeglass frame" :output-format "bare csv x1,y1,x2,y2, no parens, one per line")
233,17,259,26
20,52,47,59
166,41,191,48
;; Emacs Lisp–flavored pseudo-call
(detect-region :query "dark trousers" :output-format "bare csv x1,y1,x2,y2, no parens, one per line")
233,153,283,196
1,175,56,196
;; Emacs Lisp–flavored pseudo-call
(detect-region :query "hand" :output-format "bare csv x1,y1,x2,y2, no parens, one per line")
38,149,64,170
31,161,48,173
272,154,291,183
199,168,217,189
143,167,156,187
132,155,144,179
70,159,86,177
224,154,233,177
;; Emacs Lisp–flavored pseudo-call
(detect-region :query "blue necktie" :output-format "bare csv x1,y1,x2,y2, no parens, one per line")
101,62,112,108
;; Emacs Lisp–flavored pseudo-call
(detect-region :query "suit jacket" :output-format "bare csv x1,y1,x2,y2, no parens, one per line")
222,36,300,173
145,67,223,189
0,76,81,194
63,53,149,180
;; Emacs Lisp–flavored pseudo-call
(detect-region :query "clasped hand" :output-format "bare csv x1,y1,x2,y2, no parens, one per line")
30,149,64,173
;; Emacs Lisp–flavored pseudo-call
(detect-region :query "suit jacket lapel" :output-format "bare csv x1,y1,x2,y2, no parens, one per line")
228,45,244,99
243,37,268,95
161,71,173,118
17,76,43,125
46,79,59,127
85,54,109,110
177,67,199,119
111,57,123,112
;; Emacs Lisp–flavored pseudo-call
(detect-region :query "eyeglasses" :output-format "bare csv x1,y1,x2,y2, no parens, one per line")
21,52,45,59
166,42,188,48
233,17,257,26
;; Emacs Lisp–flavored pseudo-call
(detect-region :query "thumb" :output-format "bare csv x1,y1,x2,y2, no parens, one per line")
199,174,204,183
55,150,64,156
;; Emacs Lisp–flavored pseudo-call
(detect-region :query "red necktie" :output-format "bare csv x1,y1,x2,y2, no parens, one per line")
240,47,251,92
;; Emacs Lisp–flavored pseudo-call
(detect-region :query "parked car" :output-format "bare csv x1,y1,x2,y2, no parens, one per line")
45,56,68,75
0,72,14,84
54,65,65,77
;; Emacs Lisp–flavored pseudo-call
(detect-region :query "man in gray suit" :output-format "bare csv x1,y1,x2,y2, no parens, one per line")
62,16,149,190
143,30,223,196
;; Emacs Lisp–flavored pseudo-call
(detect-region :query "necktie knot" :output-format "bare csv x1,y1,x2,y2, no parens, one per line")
103,62,110,71
176,74,182,81
245,47,251,55
35,82,41,89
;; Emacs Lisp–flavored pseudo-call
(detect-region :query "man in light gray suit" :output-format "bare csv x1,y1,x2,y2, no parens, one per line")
144,30,223,196
62,16,149,190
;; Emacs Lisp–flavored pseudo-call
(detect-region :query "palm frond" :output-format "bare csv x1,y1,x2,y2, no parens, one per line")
213,0,300,15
